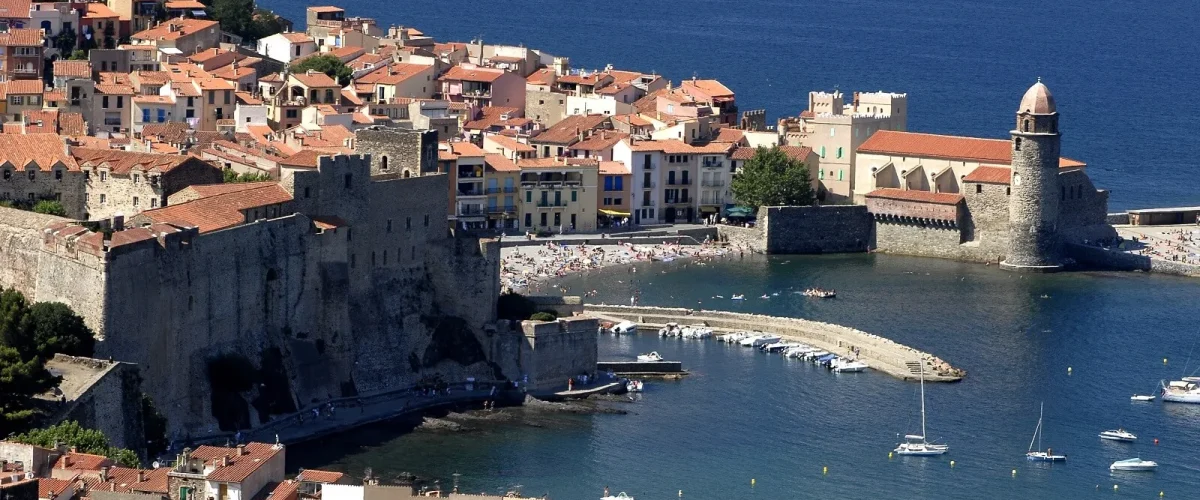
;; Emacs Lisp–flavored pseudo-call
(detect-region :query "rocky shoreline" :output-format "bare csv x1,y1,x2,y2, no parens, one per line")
416,395,632,433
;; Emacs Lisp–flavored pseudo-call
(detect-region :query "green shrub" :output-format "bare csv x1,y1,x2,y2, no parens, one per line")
529,312,557,321
497,292,537,322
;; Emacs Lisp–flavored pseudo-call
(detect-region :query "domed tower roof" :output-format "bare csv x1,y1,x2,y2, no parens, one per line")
1019,80,1056,114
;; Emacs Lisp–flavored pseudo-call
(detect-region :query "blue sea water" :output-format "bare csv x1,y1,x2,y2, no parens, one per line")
262,0,1200,211
263,0,1200,496
291,255,1200,499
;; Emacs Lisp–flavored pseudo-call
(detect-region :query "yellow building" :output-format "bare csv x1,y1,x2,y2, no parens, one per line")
517,157,598,233
484,154,521,230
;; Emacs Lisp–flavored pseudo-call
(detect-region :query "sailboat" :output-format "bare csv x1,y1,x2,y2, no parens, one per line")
1026,402,1066,461
894,364,949,456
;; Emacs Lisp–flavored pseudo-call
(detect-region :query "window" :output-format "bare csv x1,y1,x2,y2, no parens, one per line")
142,109,150,122
208,92,214,105
424,214,429,226
324,89,334,103
819,146,826,158
540,212,547,226
836,147,843,159
286,109,298,118
976,184,982,194
185,109,194,119
525,190,532,203
818,169,824,180
525,213,532,227
837,170,843,181
100,171,106,181
1006,187,1011,196
2,170,8,180
383,250,387,265
55,170,62,180
381,156,389,170
116,96,123,108
27,171,35,181
157,109,166,122
604,176,613,191
151,198,158,208
344,173,352,188
571,191,577,202
830,128,835,137
350,254,356,268
102,96,109,108
1014,138,1021,151
387,219,392,232
406,216,411,229
614,198,622,205
133,196,139,207
346,228,352,241
100,194,106,204
304,187,311,198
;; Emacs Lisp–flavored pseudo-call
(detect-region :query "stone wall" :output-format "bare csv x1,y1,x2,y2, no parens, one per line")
872,220,1004,263
717,224,765,253
45,355,146,455
354,128,438,177
962,181,1010,245
0,209,71,298
525,89,566,127
519,317,598,391
1066,243,1200,277
13,157,512,438
1057,170,1117,244
761,205,872,253
0,169,87,219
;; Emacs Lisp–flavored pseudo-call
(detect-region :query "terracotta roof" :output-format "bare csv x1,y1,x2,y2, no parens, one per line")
962,165,1012,184
517,157,598,169
131,19,218,42
680,79,734,99
730,146,757,160
0,28,42,46
526,68,555,86
865,188,964,205
571,131,629,151
73,147,212,174
280,32,312,43
484,134,534,152
134,95,174,104
22,110,86,136
84,2,119,19
711,127,745,143
329,46,363,59
140,184,292,233
53,60,92,79
182,182,277,198
626,139,733,154
307,5,343,12
779,145,814,162
483,154,518,173
290,71,338,88
358,63,431,86
557,73,608,85
165,0,206,8
132,71,170,85
612,113,651,127
432,42,467,54
38,478,74,498
267,480,299,500
858,130,1086,169
439,65,505,83
5,79,43,94
53,452,112,471
43,90,66,102
279,149,325,168
0,134,79,171
632,88,669,115
296,470,344,483
532,114,610,144
236,92,263,105
598,161,629,175
448,141,486,158
464,106,521,130
95,467,169,494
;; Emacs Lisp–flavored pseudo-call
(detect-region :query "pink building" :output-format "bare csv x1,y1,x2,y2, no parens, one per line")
438,64,525,110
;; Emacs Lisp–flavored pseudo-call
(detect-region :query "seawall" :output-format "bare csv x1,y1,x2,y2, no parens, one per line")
1066,243,1200,278
582,304,963,382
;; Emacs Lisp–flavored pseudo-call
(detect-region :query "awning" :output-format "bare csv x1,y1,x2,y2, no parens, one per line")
599,209,630,217
699,206,718,213
724,206,754,217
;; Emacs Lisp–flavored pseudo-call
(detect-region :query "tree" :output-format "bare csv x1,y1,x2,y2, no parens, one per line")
248,9,285,41
209,0,253,40
291,54,353,86
23,302,95,359
0,346,58,434
32,200,66,217
730,146,815,210
54,30,77,55
224,170,271,183
11,421,139,467
69,50,88,61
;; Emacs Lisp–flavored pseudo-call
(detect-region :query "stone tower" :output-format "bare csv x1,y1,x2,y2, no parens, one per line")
1002,80,1062,271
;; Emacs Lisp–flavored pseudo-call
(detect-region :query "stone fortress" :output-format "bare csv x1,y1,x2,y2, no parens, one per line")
728,82,1116,267
0,146,517,439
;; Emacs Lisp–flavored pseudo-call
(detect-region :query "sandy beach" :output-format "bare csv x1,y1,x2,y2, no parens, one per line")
500,240,747,295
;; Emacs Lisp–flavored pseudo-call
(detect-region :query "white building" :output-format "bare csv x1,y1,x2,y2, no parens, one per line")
256,32,318,63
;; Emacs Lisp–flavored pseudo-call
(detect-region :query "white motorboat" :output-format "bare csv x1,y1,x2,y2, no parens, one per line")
636,352,663,362
601,493,634,500
1130,394,1156,401
731,294,745,300
739,335,764,347
720,332,747,343
1026,403,1066,461
681,325,713,339
805,350,829,360
1099,429,1137,442
612,320,637,335
749,334,781,347
833,361,870,373
760,341,794,353
658,322,680,337
785,346,815,358
894,365,948,456
1109,458,1157,472
625,380,644,393
1161,379,1200,403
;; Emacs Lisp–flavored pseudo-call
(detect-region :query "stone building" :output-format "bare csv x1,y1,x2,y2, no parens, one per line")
519,318,599,392
353,127,438,178
73,148,224,221
0,153,508,436
0,134,86,219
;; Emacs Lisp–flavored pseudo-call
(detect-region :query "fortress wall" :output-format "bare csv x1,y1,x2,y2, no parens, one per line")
519,318,599,391
962,182,1011,244
872,220,1003,264
762,205,872,254
1057,170,1117,244
0,208,71,298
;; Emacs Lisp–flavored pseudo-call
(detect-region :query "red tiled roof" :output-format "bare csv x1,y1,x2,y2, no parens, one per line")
165,0,206,8
680,79,734,99
730,146,757,160
962,165,1012,184
53,60,92,79
96,467,169,494
483,154,518,173
464,106,521,130
183,182,278,198
525,68,555,86
0,134,79,171
53,452,112,471
73,147,213,175
131,19,218,41
626,139,733,155
571,131,628,151
38,478,73,498
484,134,534,152
290,71,338,88
296,470,344,483
359,63,432,86
448,141,486,158
517,157,599,169
612,113,651,127
279,149,325,168
307,5,343,12
779,145,814,162
193,443,284,483
858,130,1086,168
598,161,629,175
0,28,42,46
5,79,43,94
266,480,299,500
532,114,610,144
711,127,745,143
279,32,312,43
140,185,292,233
439,65,505,83
865,188,964,205
84,2,119,19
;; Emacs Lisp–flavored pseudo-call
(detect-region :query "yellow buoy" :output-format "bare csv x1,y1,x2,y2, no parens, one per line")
823,466,828,475
950,460,956,468
750,479,755,487
1160,491,1165,497
888,452,894,459
1164,358,1168,365
1067,366,1073,375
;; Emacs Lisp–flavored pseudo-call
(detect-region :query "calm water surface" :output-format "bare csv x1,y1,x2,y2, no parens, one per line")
261,0,1200,211
292,254,1200,499
264,0,1200,496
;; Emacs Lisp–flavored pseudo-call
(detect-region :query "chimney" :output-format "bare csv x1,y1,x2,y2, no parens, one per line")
137,470,146,482
236,444,246,456
221,455,230,467
99,466,109,482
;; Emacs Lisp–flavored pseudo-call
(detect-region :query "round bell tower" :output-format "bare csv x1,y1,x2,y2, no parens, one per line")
1001,80,1063,271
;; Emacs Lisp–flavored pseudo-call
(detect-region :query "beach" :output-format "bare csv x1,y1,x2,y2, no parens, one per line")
500,240,746,295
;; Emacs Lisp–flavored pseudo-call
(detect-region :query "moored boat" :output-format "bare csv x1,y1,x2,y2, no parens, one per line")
611,320,637,335
636,352,663,362
833,360,870,373
625,380,644,392
1161,379,1200,403
1109,458,1157,472
1130,394,1155,401
1099,429,1137,442
894,365,948,456
1026,402,1066,462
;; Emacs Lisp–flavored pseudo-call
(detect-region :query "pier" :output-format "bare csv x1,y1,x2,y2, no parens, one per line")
584,305,964,382
597,360,687,379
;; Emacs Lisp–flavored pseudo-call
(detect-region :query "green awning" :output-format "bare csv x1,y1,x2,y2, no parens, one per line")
724,206,754,217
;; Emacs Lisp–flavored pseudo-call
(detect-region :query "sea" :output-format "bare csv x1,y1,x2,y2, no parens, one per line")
259,0,1200,497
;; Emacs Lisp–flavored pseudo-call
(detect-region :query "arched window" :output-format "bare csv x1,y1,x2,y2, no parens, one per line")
1022,120,1030,132
403,170,411,178
40,21,51,33
381,155,389,170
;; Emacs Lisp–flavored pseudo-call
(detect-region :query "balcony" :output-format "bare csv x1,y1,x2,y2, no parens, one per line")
10,67,38,75
641,181,656,189
456,189,486,197
664,198,692,205
702,160,723,168
536,201,566,208
667,178,692,186
488,204,518,214
103,118,122,126
485,187,517,194
701,179,726,187
457,206,486,217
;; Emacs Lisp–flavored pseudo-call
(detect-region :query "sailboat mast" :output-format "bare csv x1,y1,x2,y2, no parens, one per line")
919,363,927,439
1027,403,1042,453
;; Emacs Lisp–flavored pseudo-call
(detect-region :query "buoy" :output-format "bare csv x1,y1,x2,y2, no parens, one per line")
888,452,894,459
823,466,828,475
678,490,683,498
1154,438,1159,445
1164,358,1168,365
1114,484,1119,491
750,479,755,487
1012,469,1017,477
1160,491,1164,497
1067,366,1073,375
950,460,955,468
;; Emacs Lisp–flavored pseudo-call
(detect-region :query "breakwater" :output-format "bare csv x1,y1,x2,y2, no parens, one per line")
583,304,963,382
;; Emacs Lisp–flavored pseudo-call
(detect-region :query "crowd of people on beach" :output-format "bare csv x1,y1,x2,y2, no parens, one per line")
500,239,745,293
1093,229,1200,265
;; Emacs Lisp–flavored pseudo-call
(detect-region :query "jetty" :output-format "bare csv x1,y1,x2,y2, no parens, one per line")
597,360,687,379
584,305,964,383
